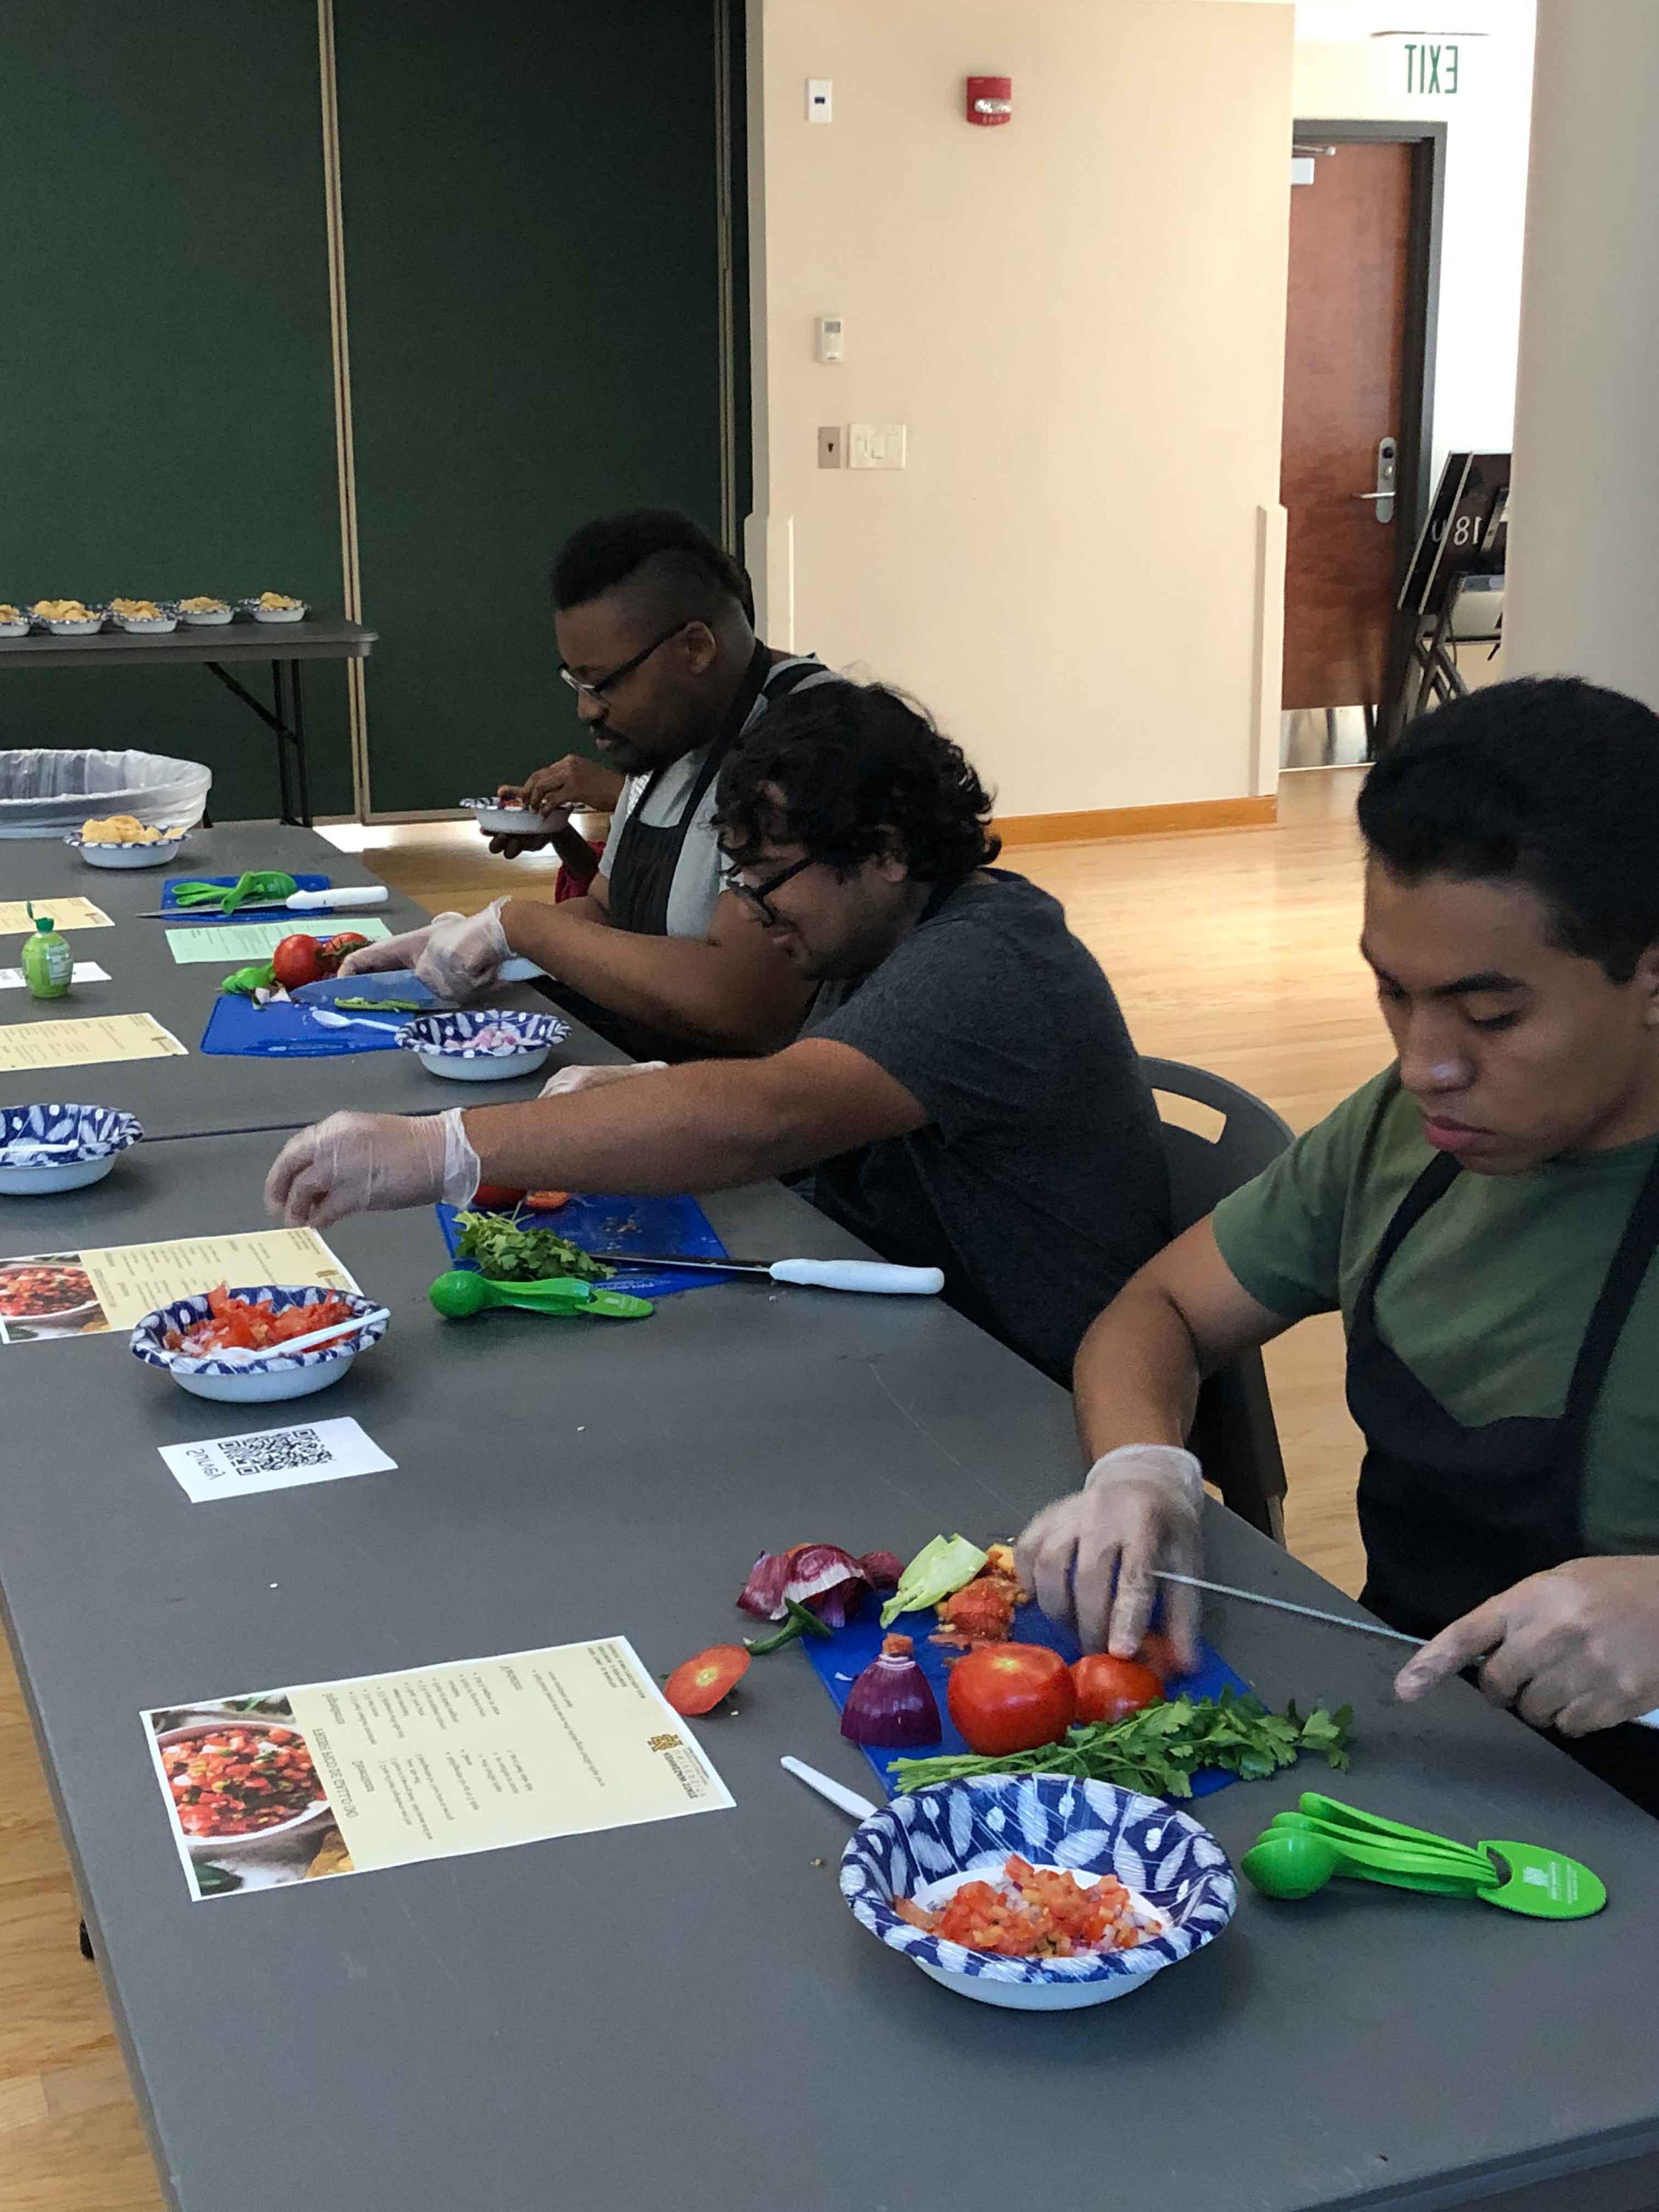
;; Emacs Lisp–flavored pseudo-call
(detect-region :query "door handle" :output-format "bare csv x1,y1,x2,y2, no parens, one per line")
1355,436,1397,522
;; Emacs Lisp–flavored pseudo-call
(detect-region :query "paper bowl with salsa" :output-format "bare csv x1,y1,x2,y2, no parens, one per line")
156,1718,332,1861
130,1283,388,1403
398,1007,566,1083
840,1774,1236,2011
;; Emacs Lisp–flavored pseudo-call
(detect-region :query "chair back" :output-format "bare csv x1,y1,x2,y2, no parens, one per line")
1141,1057,1294,1543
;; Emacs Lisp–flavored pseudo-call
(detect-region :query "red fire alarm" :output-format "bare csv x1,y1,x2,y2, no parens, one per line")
966,76,1012,126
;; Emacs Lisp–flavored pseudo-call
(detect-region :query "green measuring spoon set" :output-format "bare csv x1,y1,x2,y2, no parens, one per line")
169,871,299,914
428,1269,653,1323
1242,1792,1605,1919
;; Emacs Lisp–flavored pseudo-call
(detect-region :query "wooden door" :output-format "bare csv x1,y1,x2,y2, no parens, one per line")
1280,142,1413,712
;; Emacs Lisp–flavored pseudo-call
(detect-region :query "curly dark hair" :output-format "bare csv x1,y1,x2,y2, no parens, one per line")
713,681,1000,885
550,509,755,626
1359,677,1659,983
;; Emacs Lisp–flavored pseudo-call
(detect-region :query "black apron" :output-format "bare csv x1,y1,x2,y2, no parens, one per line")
543,644,813,1062
1347,1142,1659,1812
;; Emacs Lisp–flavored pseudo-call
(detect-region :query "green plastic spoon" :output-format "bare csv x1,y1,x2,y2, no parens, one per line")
428,1269,653,1322
1295,1793,1607,1918
171,870,298,913
1243,1830,1492,1901
1269,1808,1495,1880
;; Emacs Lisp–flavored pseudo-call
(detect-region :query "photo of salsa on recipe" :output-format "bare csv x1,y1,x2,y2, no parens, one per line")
143,1696,345,1900
0,1253,108,1342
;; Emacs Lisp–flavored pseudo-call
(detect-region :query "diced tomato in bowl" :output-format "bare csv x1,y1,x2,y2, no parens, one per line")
131,1284,389,1404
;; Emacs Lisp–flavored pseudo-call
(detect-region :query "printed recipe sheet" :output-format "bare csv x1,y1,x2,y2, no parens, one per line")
0,899,112,936
0,1228,354,1342
143,1639,733,1900
0,1011,186,1074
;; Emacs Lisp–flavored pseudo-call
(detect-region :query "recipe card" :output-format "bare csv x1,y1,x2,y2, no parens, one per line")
159,1415,396,1503
0,1011,187,1074
0,898,112,936
0,1228,354,1343
165,917,394,965
143,1639,733,1901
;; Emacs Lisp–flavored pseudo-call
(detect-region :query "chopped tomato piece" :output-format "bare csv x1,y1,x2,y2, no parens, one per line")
663,1644,751,1716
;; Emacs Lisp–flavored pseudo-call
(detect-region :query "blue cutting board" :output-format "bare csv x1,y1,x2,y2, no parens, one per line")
805,1599,1254,1801
436,1194,737,1302
200,992,404,1057
162,871,330,915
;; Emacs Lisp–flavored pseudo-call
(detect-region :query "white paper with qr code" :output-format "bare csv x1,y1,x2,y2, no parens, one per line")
158,1418,396,1503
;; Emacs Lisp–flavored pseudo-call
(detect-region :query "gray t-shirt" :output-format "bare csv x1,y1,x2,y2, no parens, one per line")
599,653,837,938
804,870,1171,1381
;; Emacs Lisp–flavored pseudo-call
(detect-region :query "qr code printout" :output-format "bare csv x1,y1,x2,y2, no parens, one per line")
216,1427,332,1481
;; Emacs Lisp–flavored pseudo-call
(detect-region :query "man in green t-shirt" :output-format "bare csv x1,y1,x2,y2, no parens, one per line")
1016,677,1659,1806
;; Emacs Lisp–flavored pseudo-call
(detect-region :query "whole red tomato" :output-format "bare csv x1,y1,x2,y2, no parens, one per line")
1070,1655,1164,1726
946,1644,1075,1756
270,934,325,990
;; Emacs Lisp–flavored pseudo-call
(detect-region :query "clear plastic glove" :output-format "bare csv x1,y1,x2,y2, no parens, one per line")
1395,1556,1659,1736
414,900,511,1001
265,1109,479,1229
337,923,435,979
538,1060,668,1100
1015,1444,1205,1666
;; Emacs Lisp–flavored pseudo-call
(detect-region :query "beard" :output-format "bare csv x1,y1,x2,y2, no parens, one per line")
592,726,656,775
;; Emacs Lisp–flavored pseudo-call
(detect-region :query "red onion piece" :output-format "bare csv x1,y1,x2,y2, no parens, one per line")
839,1633,943,1748
859,1550,904,1593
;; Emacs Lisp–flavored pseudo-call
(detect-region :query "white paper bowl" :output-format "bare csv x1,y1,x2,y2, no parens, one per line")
458,797,560,839
840,1775,1237,2012
178,604,234,626
130,1284,387,1404
0,616,28,639
0,1104,143,1198
398,1007,565,1084
242,599,307,624
155,1720,334,1863
33,614,104,635
66,831,185,868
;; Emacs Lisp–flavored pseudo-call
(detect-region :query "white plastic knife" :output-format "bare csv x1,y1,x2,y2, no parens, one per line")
592,1252,944,1295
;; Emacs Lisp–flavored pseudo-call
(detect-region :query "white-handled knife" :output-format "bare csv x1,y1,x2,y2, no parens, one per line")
142,885,390,918
592,1252,944,1295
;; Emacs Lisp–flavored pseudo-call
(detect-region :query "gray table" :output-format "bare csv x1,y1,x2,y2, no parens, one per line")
1,825,601,1137
3,1132,1659,2212
0,619,376,825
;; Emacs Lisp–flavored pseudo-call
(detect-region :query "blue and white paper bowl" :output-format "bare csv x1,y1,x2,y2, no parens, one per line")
840,1775,1236,2011
64,828,186,868
131,1284,387,1403
458,796,556,838
0,1103,143,1195
397,1007,566,1084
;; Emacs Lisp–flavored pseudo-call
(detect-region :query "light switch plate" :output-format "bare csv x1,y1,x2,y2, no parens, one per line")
817,425,844,469
848,422,907,471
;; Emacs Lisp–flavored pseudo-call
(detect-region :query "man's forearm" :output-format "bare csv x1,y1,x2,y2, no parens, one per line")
460,1059,821,1195
1071,1280,1204,1463
499,898,799,1054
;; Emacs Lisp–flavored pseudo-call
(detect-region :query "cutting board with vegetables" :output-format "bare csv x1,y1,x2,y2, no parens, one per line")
199,992,404,1057
806,1605,1255,1800
436,1196,737,1302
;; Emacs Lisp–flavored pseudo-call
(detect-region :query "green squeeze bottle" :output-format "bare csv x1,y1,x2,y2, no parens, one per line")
22,906,72,999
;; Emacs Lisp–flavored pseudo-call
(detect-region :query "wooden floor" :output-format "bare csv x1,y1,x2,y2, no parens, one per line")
0,768,1376,2207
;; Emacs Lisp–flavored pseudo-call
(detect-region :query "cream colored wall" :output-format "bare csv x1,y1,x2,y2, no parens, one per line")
747,1,1296,818
1293,12,1536,477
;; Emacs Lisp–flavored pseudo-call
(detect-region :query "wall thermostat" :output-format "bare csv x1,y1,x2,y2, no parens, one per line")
816,316,844,364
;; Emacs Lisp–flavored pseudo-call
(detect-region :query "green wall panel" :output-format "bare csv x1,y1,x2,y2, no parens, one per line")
0,2,352,820
334,0,729,812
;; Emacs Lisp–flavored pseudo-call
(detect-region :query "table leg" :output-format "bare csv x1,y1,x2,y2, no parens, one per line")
289,659,312,828
270,661,296,825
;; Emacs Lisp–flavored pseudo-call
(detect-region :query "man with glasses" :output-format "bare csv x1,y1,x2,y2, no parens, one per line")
341,510,836,1059
271,684,1172,1383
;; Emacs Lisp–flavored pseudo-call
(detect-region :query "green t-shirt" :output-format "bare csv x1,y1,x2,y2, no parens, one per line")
1212,1068,1659,1554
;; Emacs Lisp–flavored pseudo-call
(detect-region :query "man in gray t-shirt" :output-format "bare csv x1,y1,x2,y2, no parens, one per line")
281,682,1170,1386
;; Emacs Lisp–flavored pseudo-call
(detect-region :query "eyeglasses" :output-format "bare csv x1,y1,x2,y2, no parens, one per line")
558,619,691,701
724,854,816,924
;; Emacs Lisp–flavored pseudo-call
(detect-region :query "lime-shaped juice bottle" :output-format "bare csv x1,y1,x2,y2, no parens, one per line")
22,909,72,999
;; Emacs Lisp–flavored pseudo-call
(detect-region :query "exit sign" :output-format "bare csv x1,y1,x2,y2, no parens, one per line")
1402,39,1460,94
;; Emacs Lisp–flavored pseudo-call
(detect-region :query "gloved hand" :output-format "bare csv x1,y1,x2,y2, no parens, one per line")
266,1109,480,1229
538,1060,668,1099
1015,1444,1205,1667
413,900,512,1001
337,923,436,978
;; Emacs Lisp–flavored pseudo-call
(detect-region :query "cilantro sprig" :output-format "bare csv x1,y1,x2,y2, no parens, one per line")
890,1689,1353,1799
452,1210,614,1285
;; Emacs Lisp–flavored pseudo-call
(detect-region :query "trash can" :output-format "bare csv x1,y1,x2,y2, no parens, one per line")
0,748,212,839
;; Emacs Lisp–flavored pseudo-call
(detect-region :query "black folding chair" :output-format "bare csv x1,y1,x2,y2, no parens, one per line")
1141,1058,1294,1544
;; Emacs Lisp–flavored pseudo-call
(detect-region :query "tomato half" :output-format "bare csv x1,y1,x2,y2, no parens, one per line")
664,1645,751,1717
471,1184,526,1211
271,934,326,990
1070,1655,1164,1726
946,1644,1074,1756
